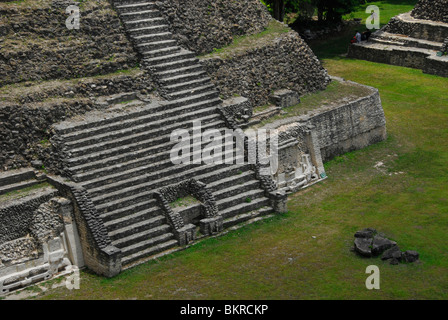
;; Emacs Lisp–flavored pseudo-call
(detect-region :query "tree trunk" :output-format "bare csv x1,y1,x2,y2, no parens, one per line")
273,0,285,22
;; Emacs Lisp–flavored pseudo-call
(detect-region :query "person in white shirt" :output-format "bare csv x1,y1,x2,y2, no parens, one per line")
356,31,362,43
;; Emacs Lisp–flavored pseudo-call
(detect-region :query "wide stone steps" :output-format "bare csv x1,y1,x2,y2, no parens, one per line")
158,70,208,87
64,104,222,151
101,198,159,223
223,207,274,229
66,103,220,158
166,83,216,100
120,9,160,22
127,24,170,38
137,39,178,52
148,57,200,73
73,130,234,185
164,77,213,94
109,217,169,245
141,46,181,58
53,0,278,269
121,237,178,266
214,180,262,201
132,32,173,44
59,93,221,142
217,189,266,213
66,107,219,160
86,146,239,200
69,119,225,175
143,50,195,66
115,2,156,14
103,203,162,229
123,17,165,29
155,65,205,80
369,31,442,51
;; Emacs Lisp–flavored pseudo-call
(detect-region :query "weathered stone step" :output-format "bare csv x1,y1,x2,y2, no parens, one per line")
124,17,165,29
207,170,255,193
120,9,160,22
0,179,40,196
106,211,165,234
103,206,163,231
143,49,195,66
220,197,271,221
96,190,157,217
119,232,177,260
223,207,274,229
68,104,220,159
164,77,212,94
73,129,232,184
166,83,216,100
82,138,236,193
0,169,35,189
90,154,245,206
149,57,199,73
69,118,225,173
65,96,221,149
121,237,178,266
370,31,442,51
217,189,267,212
131,32,173,44
69,118,224,173
137,39,178,52
111,222,170,248
59,94,221,141
155,64,204,80
114,0,154,6
115,1,156,13
127,24,170,37
158,70,208,86
213,180,262,201
98,198,162,224
141,46,181,58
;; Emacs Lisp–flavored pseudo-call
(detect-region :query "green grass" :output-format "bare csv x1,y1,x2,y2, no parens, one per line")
34,58,448,300
309,0,418,59
28,0,448,300
199,19,290,60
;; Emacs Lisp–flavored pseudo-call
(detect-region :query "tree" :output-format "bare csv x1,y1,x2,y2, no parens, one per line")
262,0,366,23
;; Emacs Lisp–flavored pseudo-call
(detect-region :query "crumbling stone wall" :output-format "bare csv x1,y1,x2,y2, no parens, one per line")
0,0,138,86
155,0,272,55
202,32,331,107
411,0,448,23
0,71,152,171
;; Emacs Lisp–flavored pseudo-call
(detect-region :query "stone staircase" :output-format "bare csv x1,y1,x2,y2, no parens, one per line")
51,0,275,268
114,0,214,101
348,12,448,77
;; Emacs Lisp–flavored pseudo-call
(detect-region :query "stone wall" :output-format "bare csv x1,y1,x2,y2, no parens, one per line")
0,71,153,172
0,0,138,86
154,0,272,55
411,0,448,23
263,79,387,162
383,12,448,43
202,31,331,107
0,189,58,245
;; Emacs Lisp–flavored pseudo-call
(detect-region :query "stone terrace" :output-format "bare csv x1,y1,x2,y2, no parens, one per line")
348,12,448,77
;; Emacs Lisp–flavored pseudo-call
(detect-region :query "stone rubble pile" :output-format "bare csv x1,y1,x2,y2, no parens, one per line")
354,228,420,265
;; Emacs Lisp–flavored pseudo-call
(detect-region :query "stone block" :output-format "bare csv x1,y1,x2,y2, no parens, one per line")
269,90,300,109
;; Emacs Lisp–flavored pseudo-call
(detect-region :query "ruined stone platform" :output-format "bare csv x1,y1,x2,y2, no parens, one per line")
348,12,448,77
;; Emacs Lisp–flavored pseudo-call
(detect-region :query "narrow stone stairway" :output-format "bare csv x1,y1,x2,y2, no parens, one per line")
51,0,276,268
114,0,214,101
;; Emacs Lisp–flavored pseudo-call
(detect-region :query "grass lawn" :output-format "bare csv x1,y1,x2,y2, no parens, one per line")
26,0,448,300
309,0,418,59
